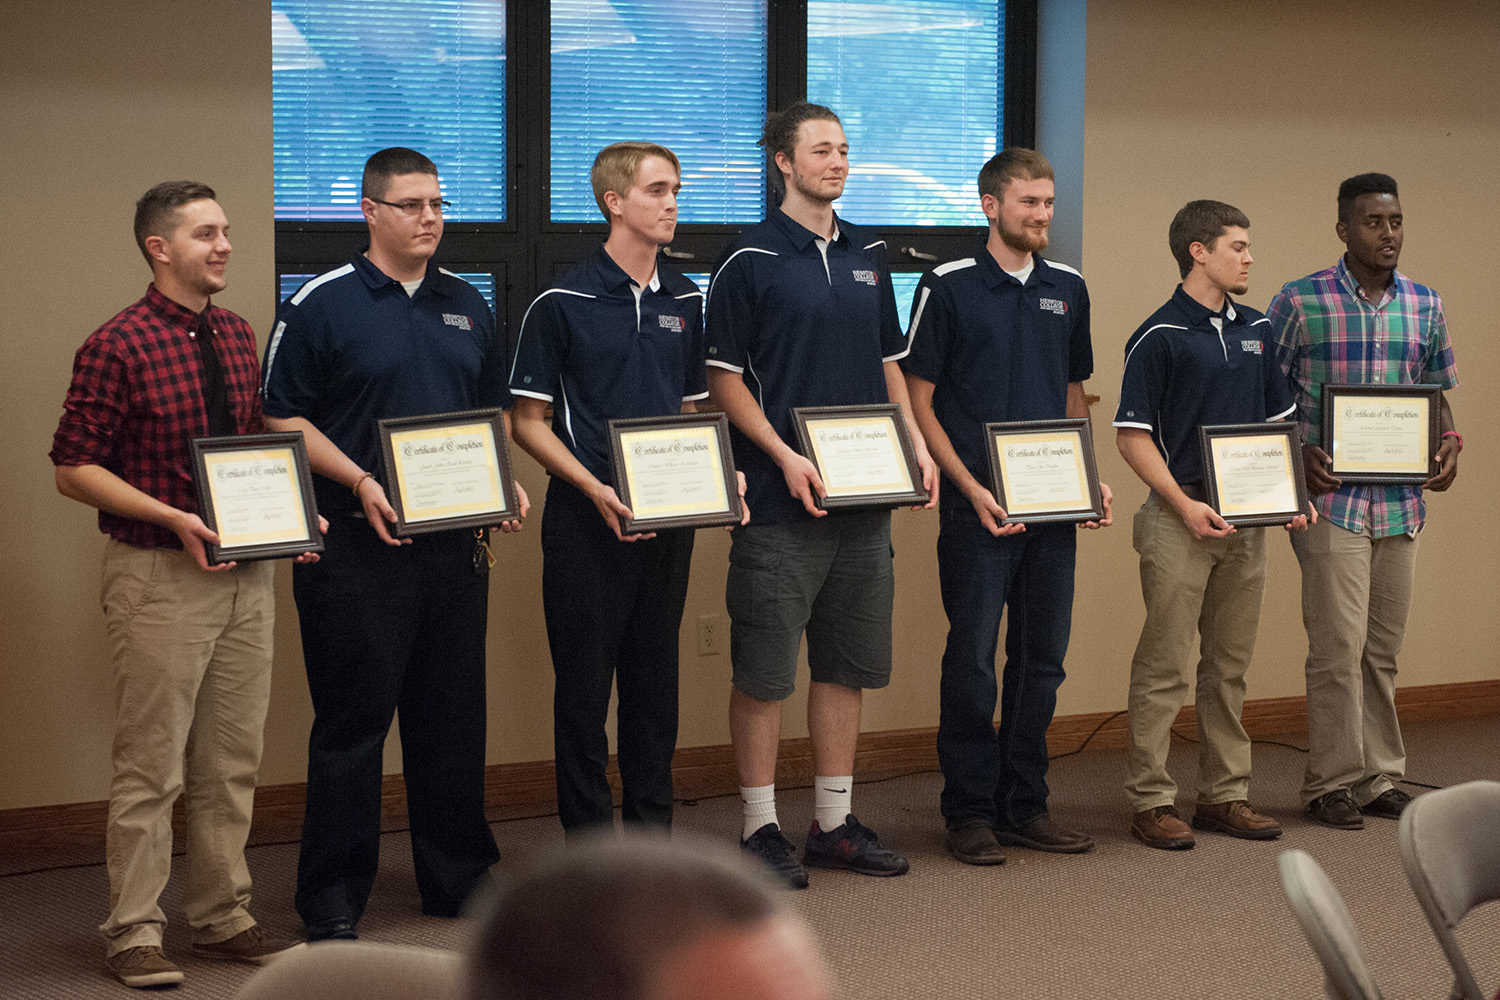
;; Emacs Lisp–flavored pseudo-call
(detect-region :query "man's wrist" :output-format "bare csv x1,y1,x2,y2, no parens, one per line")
1442,430,1463,452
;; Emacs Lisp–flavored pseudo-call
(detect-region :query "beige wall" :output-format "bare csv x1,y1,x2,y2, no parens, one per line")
2,1,1495,812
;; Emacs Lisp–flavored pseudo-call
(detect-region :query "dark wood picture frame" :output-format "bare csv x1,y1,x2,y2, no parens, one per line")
1198,422,1310,528
790,403,930,511
983,417,1106,525
1320,383,1441,485
191,431,323,564
377,408,520,537
608,412,743,533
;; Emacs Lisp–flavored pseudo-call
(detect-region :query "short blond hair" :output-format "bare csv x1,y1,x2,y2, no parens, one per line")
591,142,681,222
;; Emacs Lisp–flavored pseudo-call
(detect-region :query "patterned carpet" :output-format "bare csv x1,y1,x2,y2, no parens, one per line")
3,716,1497,999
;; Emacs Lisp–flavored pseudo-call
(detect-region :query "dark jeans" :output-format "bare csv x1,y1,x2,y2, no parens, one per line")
541,478,694,833
292,522,498,926
936,505,1076,829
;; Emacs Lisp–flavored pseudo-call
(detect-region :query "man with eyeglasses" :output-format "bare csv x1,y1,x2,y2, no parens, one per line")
263,147,527,941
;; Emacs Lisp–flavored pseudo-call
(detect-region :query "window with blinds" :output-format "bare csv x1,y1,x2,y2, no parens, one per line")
272,0,508,222
810,0,1003,227
549,0,768,224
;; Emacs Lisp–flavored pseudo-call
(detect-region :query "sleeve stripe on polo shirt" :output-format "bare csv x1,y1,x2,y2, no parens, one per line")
907,287,933,345
706,358,745,373
675,290,704,300
705,247,777,310
906,257,973,357
863,240,886,251
1121,322,1186,377
933,258,976,277
510,288,597,385
1046,259,1084,279
1113,420,1153,430
683,390,710,402
511,388,554,403
1268,403,1296,421
262,320,288,390
289,263,355,306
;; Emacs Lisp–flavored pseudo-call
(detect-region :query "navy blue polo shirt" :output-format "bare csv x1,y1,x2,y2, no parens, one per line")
705,206,906,524
901,249,1092,488
510,248,707,485
1113,286,1295,487
262,251,508,516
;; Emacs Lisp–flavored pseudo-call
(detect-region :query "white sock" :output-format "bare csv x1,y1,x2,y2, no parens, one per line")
741,785,777,840
814,776,853,832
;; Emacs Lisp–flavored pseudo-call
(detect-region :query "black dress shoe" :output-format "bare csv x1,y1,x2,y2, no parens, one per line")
1359,787,1414,819
1306,790,1364,830
994,813,1094,854
305,917,358,942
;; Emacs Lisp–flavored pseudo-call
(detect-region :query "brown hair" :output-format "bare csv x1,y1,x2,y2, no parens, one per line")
133,181,217,264
1168,199,1250,279
468,833,782,1000
759,102,842,202
977,148,1054,201
361,146,438,201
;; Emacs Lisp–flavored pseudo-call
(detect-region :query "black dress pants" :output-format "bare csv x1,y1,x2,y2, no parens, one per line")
541,478,694,832
293,522,498,926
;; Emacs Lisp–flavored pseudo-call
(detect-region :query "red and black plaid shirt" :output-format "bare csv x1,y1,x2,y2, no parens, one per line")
50,284,264,549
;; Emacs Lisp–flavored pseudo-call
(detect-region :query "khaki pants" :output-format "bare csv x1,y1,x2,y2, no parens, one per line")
1125,495,1267,812
1290,517,1417,807
98,540,274,955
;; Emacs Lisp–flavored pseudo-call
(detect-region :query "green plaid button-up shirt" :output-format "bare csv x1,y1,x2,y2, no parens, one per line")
1268,257,1458,538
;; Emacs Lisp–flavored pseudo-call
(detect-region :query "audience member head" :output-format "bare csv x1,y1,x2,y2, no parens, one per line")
468,833,831,1000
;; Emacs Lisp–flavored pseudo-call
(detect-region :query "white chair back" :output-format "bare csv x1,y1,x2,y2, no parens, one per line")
234,941,465,1000
1398,779,1500,1000
1277,849,1384,1000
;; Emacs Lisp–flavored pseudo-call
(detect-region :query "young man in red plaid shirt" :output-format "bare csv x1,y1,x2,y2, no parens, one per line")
51,182,315,987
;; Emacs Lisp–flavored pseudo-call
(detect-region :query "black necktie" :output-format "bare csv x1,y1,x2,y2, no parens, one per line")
195,313,234,437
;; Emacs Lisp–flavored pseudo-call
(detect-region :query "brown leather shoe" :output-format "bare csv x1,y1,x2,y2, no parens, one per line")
945,821,1006,865
1132,805,1195,850
1192,799,1282,840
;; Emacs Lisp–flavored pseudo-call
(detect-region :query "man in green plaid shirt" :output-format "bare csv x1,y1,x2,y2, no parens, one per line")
1267,173,1460,831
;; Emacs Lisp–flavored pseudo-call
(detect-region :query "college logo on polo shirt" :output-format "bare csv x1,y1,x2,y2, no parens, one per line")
442,313,474,331
1039,297,1068,316
658,313,686,332
851,268,878,286
1240,339,1264,354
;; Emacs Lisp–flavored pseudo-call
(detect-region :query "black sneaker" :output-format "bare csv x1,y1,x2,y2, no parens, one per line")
741,823,809,889
1359,787,1414,820
1306,789,1364,830
804,814,909,877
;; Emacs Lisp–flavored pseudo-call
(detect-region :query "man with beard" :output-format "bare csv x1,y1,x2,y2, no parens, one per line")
705,103,936,888
900,149,1108,865
1114,200,1307,851
1268,174,1459,830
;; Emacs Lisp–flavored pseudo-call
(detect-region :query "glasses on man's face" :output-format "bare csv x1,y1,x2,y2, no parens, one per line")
370,197,451,217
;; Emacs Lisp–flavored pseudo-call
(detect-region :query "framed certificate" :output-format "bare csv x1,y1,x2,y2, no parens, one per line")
790,404,930,511
983,418,1106,524
191,432,323,564
1320,383,1441,484
377,408,521,537
1198,423,1310,527
608,413,743,533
